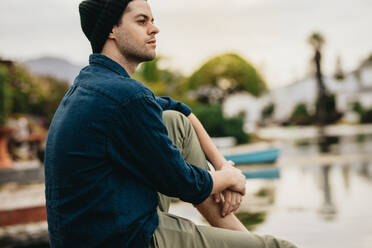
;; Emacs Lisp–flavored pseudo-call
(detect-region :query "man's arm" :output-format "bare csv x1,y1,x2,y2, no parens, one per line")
154,96,247,230
187,113,226,169
208,166,246,195
188,112,246,220
109,95,247,206
186,113,248,231
200,166,248,232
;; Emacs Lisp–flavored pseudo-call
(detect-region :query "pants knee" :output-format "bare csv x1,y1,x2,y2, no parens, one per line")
162,110,192,148
163,111,190,132
163,110,184,122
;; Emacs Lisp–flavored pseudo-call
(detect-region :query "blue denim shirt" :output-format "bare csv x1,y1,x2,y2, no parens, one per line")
44,54,213,248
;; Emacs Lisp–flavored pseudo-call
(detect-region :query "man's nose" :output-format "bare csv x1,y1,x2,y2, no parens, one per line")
149,23,159,35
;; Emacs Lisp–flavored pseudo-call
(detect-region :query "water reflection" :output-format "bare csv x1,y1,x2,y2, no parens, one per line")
316,130,337,220
317,165,337,220
355,134,366,143
293,134,372,156
235,183,275,231
342,165,351,191
235,212,267,231
359,162,372,180
171,133,372,248
254,133,372,248
318,135,340,154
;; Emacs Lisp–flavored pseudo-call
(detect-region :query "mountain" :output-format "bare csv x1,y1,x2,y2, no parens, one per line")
23,57,84,84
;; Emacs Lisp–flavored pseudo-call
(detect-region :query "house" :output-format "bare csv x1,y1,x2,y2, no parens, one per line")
223,63,372,131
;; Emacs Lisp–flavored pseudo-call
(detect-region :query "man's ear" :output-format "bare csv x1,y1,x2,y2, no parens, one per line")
108,27,117,39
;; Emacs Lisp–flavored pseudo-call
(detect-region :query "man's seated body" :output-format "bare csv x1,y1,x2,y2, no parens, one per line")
44,0,297,247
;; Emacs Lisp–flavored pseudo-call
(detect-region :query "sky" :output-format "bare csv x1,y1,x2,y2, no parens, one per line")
1,0,372,88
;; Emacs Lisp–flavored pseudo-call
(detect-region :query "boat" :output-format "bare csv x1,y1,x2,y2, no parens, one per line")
224,148,280,165
242,167,280,179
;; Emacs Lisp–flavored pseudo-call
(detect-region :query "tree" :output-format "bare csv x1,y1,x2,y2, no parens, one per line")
134,56,186,98
334,55,345,81
136,57,161,83
0,63,14,167
0,64,11,126
362,52,372,66
192,104,249,144
3,63,69,126
261,103,275,121
308,32,329,125
187,53,267,104
351,102,372,124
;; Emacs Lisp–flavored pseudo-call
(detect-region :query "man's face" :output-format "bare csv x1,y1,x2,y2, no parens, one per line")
111,0,159,63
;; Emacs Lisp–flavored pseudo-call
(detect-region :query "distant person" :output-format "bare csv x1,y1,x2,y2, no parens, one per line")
44,0,297,247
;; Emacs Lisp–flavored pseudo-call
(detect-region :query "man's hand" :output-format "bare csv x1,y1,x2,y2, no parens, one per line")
208,161,246,199
213,190,243,217
212,160,244,217
222,161,246,195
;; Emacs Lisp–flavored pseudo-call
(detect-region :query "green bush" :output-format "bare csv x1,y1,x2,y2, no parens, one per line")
351,101,372,124
288,95,342,125
289,103,313,125
352,101,363,115
315,94,342,124
361,109,372,123
191,104,249,144
261,103,275,120
0,65,12,126
316,94,336,116
7,65,69,126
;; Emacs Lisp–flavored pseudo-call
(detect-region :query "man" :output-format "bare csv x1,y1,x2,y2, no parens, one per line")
45,0,297,247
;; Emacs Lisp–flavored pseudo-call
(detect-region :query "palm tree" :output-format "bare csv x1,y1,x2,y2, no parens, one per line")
308,32,328,125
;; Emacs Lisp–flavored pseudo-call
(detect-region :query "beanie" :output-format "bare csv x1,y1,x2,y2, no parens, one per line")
79,0,132,53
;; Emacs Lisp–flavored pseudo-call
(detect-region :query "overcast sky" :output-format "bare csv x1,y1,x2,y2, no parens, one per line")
1,0,372,88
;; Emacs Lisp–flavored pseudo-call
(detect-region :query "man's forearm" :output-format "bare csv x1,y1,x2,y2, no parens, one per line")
187,113,226,170
209,166,246,195
196,196,248,232
209,170,233,195
188,112,245,217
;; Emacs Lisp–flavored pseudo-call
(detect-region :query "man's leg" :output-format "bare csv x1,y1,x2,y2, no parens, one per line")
149,211,297,248
158,109,210,213
153,111,297,247
160,110,245,230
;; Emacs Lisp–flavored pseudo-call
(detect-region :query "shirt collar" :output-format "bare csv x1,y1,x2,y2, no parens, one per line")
89,54,130,78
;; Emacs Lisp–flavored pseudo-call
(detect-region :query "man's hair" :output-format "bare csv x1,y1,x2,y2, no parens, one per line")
79,0,133,53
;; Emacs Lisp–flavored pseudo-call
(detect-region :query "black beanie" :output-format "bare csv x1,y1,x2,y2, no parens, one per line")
79,0,132,53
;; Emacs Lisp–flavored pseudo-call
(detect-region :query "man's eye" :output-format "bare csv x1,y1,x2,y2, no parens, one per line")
137,20,146,24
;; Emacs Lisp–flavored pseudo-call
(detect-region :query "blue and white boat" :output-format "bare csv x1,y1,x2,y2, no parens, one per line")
242,167,280,179
224,148,280,165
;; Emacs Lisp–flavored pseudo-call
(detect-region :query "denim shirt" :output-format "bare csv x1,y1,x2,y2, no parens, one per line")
44,54,213,248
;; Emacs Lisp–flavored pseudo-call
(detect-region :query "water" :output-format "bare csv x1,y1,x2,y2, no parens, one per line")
252,162,372,248
170,134,372,248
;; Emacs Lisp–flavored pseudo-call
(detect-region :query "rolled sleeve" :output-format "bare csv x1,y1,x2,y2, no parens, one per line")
108,95,212,205
155,96,192,116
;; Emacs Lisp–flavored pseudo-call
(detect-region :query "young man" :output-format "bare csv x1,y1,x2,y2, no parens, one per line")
44,0,297,247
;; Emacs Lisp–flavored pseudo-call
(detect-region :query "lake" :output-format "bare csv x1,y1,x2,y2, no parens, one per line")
170,134,372,248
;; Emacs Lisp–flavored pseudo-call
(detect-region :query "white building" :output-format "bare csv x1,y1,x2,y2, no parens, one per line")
223,63,372,131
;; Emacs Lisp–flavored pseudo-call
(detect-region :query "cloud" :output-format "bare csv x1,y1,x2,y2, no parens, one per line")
1,0,371,87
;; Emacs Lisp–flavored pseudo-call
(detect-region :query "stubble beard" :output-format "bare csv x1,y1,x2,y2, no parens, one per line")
118,36,156,64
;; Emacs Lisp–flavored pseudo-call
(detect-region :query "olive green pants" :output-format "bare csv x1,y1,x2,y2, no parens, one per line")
149,111,297,248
